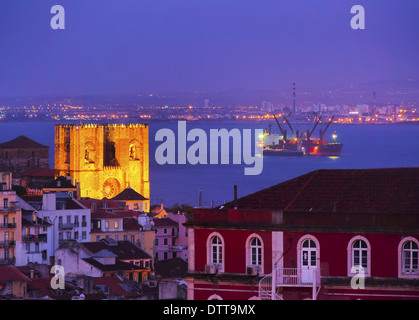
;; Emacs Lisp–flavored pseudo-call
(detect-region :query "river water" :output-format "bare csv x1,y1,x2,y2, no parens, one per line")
1,120,418,207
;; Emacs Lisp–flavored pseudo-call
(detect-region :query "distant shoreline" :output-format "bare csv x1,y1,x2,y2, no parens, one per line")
1,119,418,126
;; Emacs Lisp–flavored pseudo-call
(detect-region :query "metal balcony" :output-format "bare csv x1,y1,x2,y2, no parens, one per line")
0,205,20,213
22,234,48,242
259,267,321,300
59,223,74,230
0,240,15,247
0,223,17,229
0,257,16,265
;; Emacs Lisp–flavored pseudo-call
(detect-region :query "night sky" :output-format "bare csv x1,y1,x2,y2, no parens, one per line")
0,0,418,96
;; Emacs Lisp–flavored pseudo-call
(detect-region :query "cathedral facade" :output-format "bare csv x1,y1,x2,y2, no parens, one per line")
54,124,149,203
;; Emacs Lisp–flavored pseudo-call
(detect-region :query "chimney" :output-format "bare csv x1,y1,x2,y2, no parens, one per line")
198,188,202,207
234,185,238,210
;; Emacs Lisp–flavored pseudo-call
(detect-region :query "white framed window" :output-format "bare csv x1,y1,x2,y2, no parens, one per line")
206,232,225,272
398,237,419,278
347,236,371,277
296,235,320,284
211,237,222,264
250,238,262,265
245,234,264,274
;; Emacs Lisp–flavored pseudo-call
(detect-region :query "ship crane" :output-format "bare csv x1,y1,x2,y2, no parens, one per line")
308,112,322,141
318,114,335,142
282,112,294,135
273,113,288,142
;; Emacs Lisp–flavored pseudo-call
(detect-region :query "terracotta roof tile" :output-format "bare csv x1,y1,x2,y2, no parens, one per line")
0,135,48,149
153,217,178,227
112,187,148,201
82,240,151,260
21,168,56,177
0,266,31,282
223,168,419,214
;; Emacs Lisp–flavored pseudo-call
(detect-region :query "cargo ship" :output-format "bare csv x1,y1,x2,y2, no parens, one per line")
262,114,304,156
263,113,343,157
304,139,343,157
301,114,343,157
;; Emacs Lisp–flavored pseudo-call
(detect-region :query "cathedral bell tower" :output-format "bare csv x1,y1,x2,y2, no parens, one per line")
55,123,149,202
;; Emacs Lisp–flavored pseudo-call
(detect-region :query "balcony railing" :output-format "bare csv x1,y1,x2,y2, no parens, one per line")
0,223,17,229
0,257,16,265
59,223,74,230
0,240,15,247
259,267,321,300
22,234,48,242
0,205,20,212
274,267,321,286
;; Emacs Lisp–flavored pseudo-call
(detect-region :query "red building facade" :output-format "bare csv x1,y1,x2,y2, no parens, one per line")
185,168,419,300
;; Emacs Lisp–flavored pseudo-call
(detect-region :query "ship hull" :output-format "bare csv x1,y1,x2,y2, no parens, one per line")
263,148,304,157
308,143,343,156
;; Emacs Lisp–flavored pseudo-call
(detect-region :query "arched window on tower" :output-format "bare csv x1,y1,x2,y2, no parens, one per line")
84,141,96,164
64,143,70,164
129,139,140,161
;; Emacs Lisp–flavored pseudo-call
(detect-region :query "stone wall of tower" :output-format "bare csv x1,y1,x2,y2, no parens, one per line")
55,124,149,201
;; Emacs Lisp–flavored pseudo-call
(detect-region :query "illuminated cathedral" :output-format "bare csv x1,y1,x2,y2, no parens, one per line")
54,123,149,205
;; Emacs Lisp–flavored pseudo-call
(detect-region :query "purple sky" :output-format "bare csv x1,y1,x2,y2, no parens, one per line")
0,0,418,97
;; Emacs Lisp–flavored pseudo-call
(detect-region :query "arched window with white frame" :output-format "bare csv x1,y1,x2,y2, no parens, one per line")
211,236,223,264
245,234,264,274
206,232,225,272
296,235,320,284
398,237,419,278
347,236,371,277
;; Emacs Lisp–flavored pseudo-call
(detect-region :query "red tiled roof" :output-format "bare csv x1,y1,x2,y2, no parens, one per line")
91,209,141,220
155,258,188,279
0,266,31,282
82,240,151,260
0,135,48,149
153,217,178,227
112,187,148,201
83,258,143,272
123,217,142,231
91,210,119,219
44,176,76,189
63,199,84,210
223,168,419,214
21,168,56,177
92,276,139,297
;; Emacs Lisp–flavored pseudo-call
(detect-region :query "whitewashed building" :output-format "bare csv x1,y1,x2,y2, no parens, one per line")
21,192,91,264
